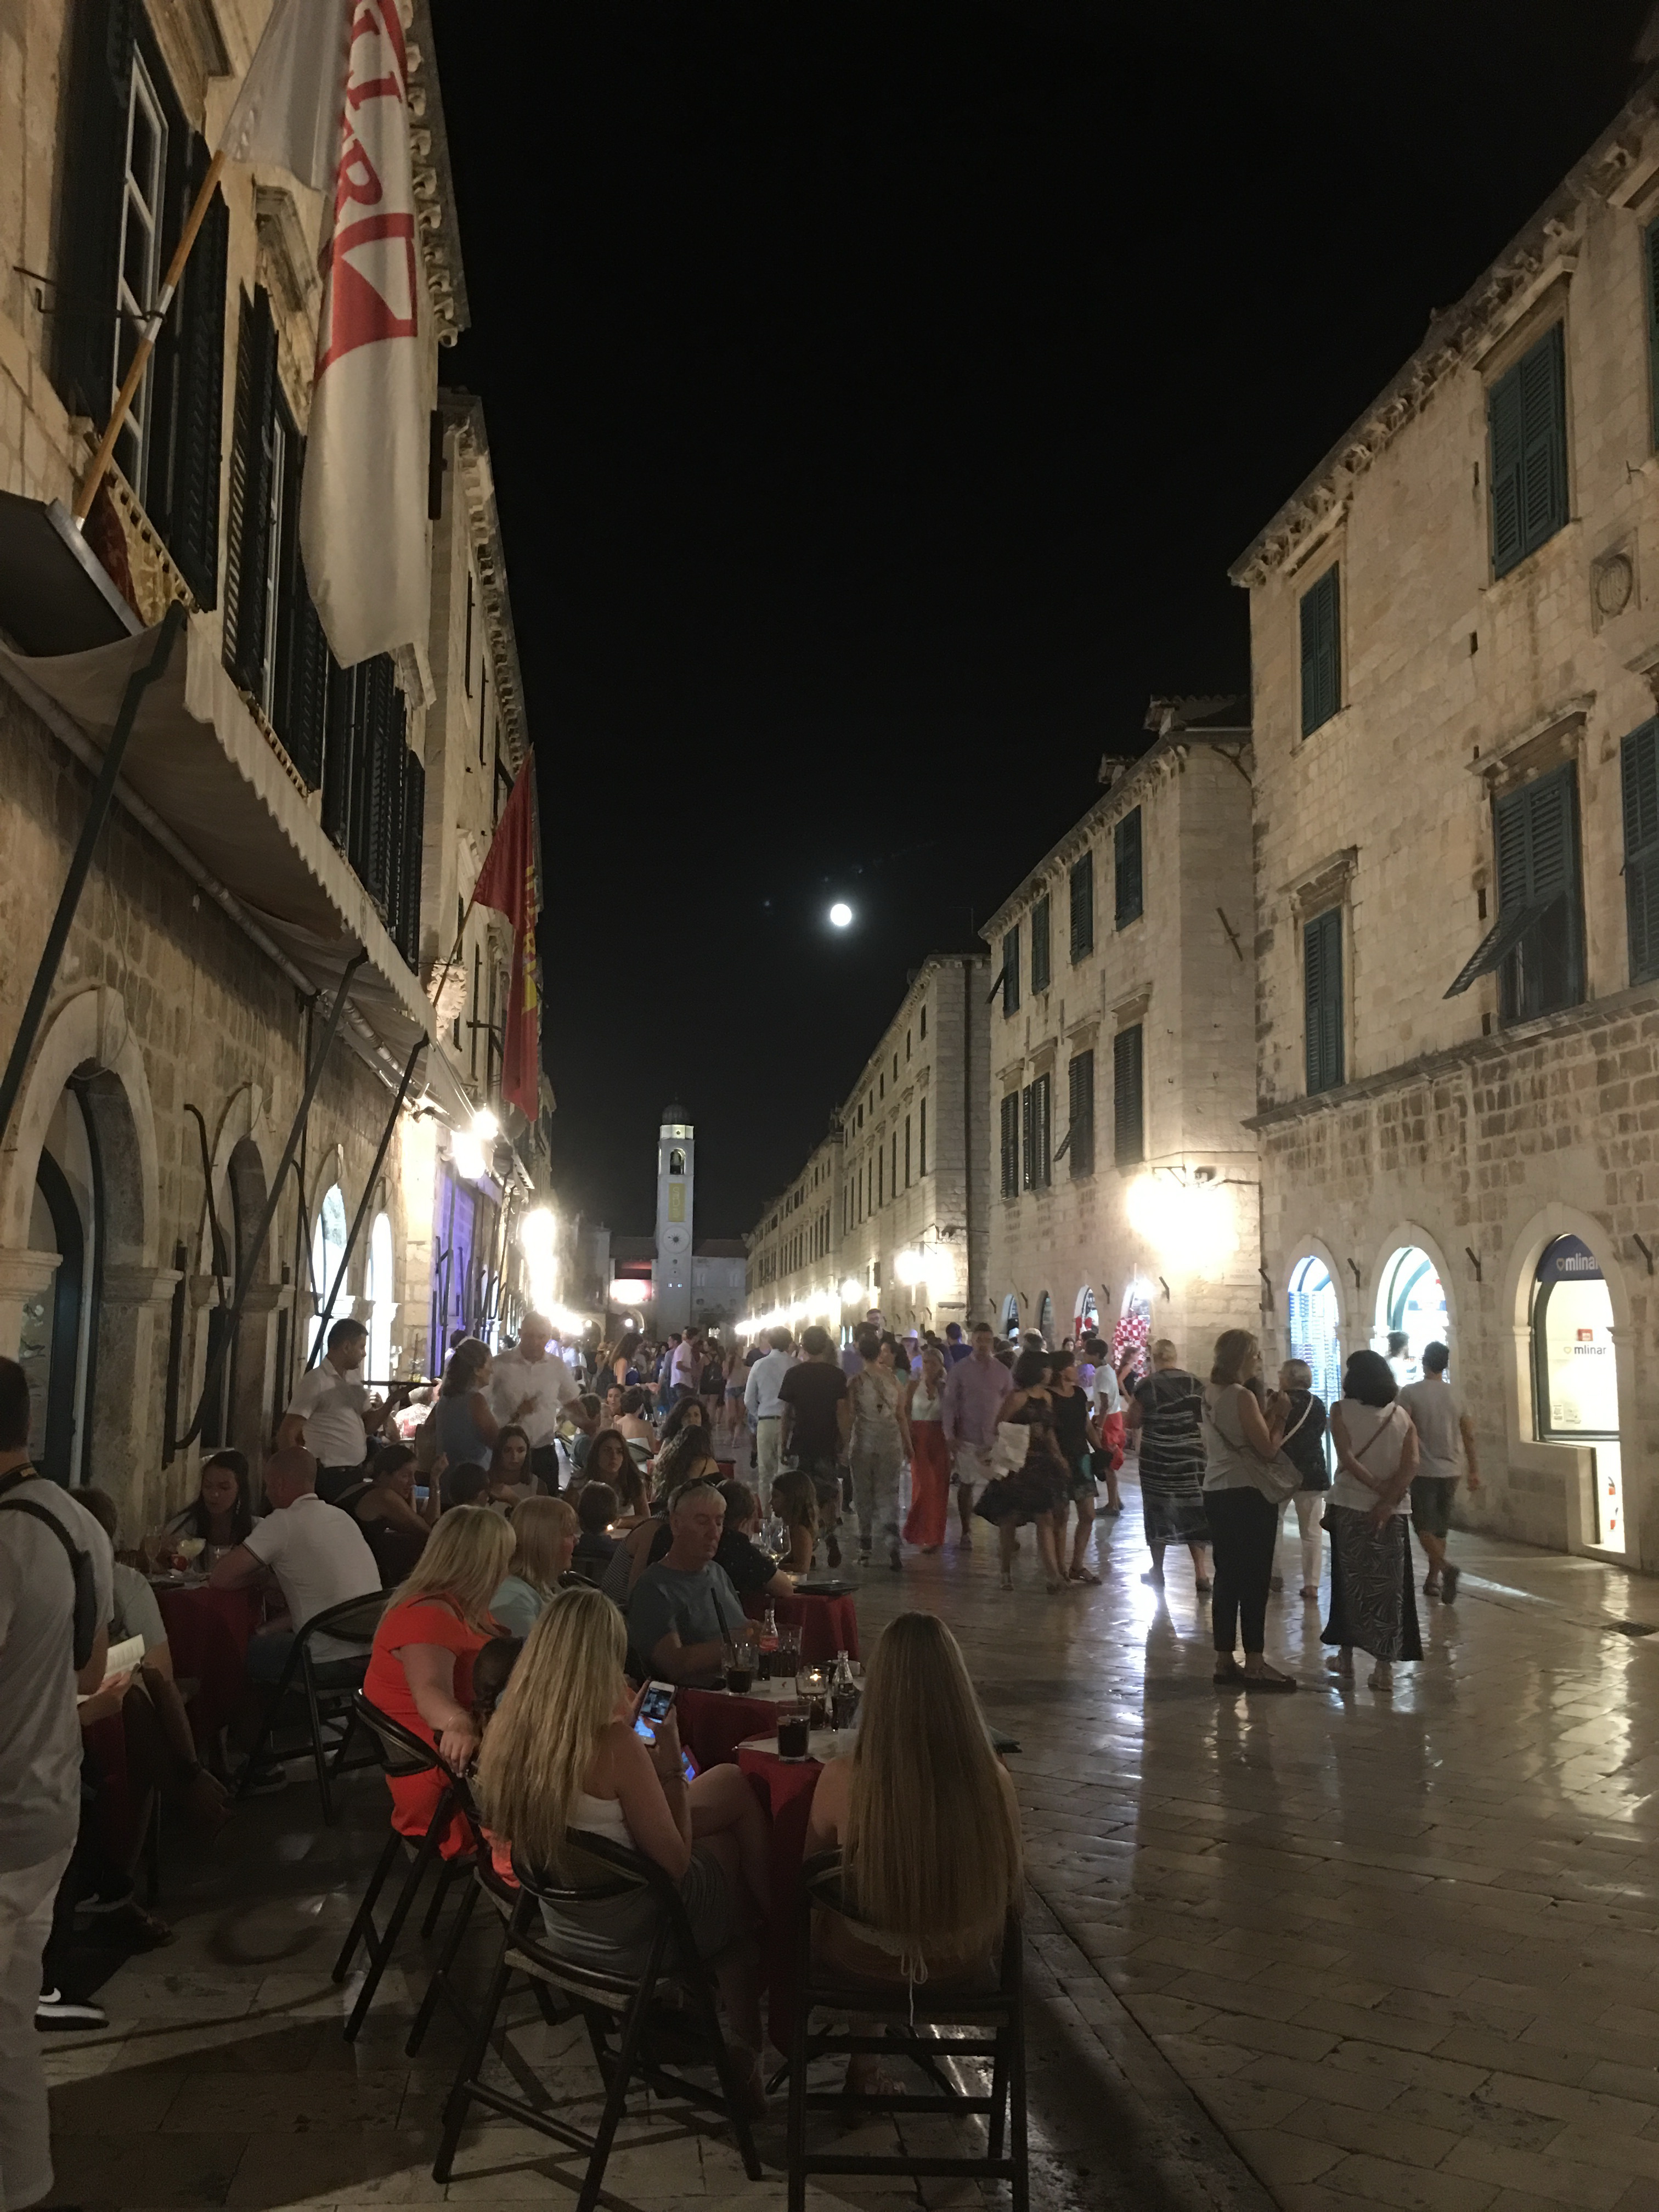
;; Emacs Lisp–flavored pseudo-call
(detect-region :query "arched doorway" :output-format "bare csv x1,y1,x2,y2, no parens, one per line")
1000,1292,1019,1341
311,1184,348,1359
1036,1291,1054,1346
366,1211,395,1386
1532,1234,1622,1550
21,1143,88,1485
1075,1286,1099,1341
1112,1276,1153,1385
1288,1255,1342,1415
1376,1245,1448,1387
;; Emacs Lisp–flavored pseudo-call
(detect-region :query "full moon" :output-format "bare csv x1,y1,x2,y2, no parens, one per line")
828,902,853,928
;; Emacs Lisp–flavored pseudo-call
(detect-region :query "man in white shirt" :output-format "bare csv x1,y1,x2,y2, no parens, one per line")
0,1355,115,2198
1399,1341,1481,1601
670,1329,703,1405
276,1319,386,1499
211,1449,379,1769
491,1310,578,1491
744,1328,796,1496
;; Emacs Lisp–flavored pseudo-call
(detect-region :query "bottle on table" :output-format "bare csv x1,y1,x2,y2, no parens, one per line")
831,1647,860,1731
757,1602,780,1681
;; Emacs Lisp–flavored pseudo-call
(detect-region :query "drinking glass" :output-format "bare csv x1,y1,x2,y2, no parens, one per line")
799,1663,828,1730
777,1624,803,1677
776,1703,810,1761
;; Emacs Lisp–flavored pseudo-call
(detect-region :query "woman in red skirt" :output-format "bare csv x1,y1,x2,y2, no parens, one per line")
902,1342,952,1550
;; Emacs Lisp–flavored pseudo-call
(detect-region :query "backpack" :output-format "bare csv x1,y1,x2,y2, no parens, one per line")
0,1474,101,1671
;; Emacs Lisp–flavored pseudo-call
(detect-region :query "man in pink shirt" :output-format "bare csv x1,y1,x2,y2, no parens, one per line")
938,1321,1013,1547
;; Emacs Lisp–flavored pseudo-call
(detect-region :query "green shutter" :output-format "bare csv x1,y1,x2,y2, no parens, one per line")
160,146,227,607
1114,809,1143,927
1113,1026,1144,1165
1068,1050,1094,1177
1031,896,1051,994
1069,853,1094,960
1489,325,1567,578
1647,221,1659,452
1624,722,1659,985
1300,565,1341,736
1002,925,1020,1013
1304,908,1344,1094
223,287,278,698
398,747,425,968
52,0,134,424
1001,1092,1020,1195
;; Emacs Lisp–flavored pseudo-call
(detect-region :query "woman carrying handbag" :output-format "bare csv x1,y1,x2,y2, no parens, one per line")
1322,1349,1423,1693
1201,1331,1299,1692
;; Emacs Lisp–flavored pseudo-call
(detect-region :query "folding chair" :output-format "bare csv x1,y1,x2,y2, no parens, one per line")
236,1590,387,1822
432,1830,764,2212
330,1694,481,2044
785,1849,1029,2212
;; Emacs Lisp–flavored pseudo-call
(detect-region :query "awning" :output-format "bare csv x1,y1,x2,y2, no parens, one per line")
0,616,436,1066
1443,894,1558,998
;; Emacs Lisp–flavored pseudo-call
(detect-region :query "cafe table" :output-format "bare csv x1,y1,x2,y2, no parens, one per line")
740,1586,860,1663
736,1723,849,2053
151,1578,266,1748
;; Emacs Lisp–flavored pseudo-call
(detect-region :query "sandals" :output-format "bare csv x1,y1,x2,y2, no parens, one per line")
999,1568,1013,1591
1214,1658,1245,1686
1368,1662,1394,1693
1069,1566,1102,1585
1326,1650,1355,1681
1241,1664,1297,1694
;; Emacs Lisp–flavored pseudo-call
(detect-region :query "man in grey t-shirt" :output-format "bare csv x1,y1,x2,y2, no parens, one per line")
1399,1341,1481,1601
626,1482,744,1686
0,1357,114,2207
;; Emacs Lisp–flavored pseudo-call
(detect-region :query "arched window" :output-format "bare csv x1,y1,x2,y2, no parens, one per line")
1375,1245,1447,1386
1075,1286,1099,1339
311,1184,348,1358
1000,1292,1020,1340
1288,1255,1342,1414
669,1149,686,1177
1532,1234,1622,1550
366,1212,395,1386
1036,1291,1054,1346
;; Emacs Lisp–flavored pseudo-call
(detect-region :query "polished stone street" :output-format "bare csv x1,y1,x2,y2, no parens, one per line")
40,1470,1659,2211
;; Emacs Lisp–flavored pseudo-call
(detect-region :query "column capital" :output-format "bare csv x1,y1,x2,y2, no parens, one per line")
103,1263,183,1308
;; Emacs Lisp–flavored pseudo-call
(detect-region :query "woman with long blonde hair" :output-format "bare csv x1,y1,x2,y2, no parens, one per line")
1201,1329,1296,1691
362,1505,516,1855
804,1611,1023,2044
490,1496,579,1637
476,1586,771,2105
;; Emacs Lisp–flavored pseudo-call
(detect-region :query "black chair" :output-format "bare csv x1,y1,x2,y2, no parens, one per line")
785,1850,1028,2212
331,1694,479,2044
432,1831,765,2212
236,1590,387,1822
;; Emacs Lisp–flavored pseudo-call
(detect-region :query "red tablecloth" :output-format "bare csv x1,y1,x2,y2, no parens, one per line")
155,1583,265,1748
740,1589,859,1663
676,1685,778,1771
738,1737,828,2053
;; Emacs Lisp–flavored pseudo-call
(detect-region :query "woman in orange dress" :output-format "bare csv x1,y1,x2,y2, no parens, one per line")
362,1506,515,1857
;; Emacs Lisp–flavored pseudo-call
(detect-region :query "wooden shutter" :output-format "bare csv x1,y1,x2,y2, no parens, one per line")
1068,1050,1094,1176
1021,1085,1035,1190
1624,722,1659,985
280,557,330,791
321,660,356,850
1001,1093,1019,1195
52,0,134,423
1304,908,1345,1094
1300,565,1340,736
1489,325,1567,578
397,747,425,967
1114,809,1143,927
919,1094,927,1176
1002,925,1020,1013
1035,1073,1051,1187
1647,221,1659,453
222,287,277,695
161,152,227,607
1113,1026,1144,1164
1069,853,1093,961
1031,896,1051,994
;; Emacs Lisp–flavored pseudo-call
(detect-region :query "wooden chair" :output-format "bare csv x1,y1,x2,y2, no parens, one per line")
785,1849,1028,2212
331,1694,479,2044
236,1590,387,1822
432,1830,764,2212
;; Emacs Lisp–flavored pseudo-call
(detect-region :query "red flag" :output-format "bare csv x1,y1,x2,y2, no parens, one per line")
470,765,542,1121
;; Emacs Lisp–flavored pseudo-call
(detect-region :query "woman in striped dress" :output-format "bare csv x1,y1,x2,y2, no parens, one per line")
1125,1338,1212,1593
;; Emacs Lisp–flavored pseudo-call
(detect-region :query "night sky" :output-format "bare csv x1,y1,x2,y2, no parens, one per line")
438,1,1651,1240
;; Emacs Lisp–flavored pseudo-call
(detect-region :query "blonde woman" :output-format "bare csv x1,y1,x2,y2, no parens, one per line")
804,1611,1023,2088
1201,1331,1295,1692
362,1505,516,1855
476,1586,771,2107
490,1496,580,1637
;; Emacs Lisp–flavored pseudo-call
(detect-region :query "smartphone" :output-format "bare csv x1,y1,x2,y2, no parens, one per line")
680,1748,699,1783
632,1679,676,1743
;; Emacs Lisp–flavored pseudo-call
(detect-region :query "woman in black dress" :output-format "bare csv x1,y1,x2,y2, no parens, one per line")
1046,1351,1105,1585
974,1350,1071,1593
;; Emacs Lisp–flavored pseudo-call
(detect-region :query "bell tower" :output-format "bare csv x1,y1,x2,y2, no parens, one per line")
653,1102,693,1333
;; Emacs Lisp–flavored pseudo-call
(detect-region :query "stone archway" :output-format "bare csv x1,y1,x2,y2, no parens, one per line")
0,986,174,1513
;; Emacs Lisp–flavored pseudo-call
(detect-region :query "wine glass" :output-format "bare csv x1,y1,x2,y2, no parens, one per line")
176,1535,205,1580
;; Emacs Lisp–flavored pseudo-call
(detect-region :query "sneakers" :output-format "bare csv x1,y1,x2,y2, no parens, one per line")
1423,1575,1441,1598
1441,1564,1460,1602
37,1988,109,2032
76,1895,173,1950
1368,1661,1395,1693
235,1759,289,1796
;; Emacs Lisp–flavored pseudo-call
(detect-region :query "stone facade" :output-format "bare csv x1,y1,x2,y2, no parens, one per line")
743,954,990,1340
1234,77,1659,1566
981,707,1260,1364
0,0,539,1534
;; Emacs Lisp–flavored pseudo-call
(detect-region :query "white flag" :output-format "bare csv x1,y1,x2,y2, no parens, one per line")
218,0,351,194
297,0,431,670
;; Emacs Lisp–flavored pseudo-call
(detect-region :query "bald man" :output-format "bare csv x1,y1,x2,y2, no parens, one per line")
211,1447,379,1695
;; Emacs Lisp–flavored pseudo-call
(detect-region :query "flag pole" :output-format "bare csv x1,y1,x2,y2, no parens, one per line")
74,148,228,526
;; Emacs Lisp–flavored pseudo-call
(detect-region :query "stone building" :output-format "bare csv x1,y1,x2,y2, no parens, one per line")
0,0,542,1528
1233,72,1659,1565
743,953,990,1341
980,700,1259,1364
